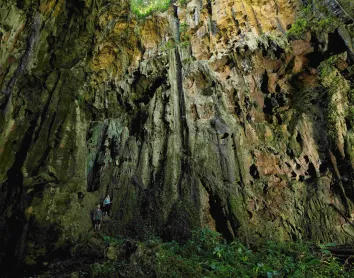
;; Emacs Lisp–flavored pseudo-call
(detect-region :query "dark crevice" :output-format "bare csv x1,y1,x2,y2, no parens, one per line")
327,30,348,56
206,0,212,15
33,74,61,143
261,71,269,94
200,177,234,241
86,124,109,192
208,193,234,242
306,162,317,178
320,162,328,173
307,29,348,68
46,112,57,141
296,132,303,146
31,147,51,177
250,164,260,179
304,155,309,164
287,148,295,159
130,110,148,138
0,115,38,274
173,6,191,197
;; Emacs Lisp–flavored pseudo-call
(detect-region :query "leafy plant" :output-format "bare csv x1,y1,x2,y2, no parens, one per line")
71,228,354,277
179,22,189,33
287,0,340,38
131,0,171,18
103,235,123,246
154,228,354,277
163,40,175,51
179,41,190,48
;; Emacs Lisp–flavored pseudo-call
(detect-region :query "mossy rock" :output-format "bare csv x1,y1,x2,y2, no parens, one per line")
163,200,200,242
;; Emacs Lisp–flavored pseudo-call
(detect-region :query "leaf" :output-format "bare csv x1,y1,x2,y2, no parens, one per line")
304,258,320,265
322,242,337,248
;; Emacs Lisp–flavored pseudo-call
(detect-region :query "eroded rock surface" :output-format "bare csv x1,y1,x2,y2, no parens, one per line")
0,0,354,273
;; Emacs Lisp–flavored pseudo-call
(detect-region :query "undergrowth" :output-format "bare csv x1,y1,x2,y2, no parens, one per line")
88,228,354,277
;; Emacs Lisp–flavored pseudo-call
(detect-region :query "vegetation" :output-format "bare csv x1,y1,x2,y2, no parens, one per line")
85,228,354,277
287,0,340,38
131,0,171,18
318,56,351,142
161,22,190,51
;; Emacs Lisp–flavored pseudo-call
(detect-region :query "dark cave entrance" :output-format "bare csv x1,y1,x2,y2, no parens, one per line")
208,194,234,242
307,29,349,68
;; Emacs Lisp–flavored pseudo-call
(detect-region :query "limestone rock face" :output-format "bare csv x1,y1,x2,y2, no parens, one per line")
0,0,354,272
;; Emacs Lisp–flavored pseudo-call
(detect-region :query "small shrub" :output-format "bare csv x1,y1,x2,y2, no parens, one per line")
155,228,354,277
287,0,340,38
103,235,123,246
131,0,171,18
163,40,175,51
75,229,353,278
287,18,309,38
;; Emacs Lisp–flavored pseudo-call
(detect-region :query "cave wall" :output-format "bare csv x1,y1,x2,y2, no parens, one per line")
1,0,354,270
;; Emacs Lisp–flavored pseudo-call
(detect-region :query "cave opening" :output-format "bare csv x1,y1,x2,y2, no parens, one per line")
319,162,328,173
263,96,273,115
260,71,269,94
130,110,148,138
296,132,303,145
305,162,317,179
250,164,260,179
327,30,348,56
0,118,38,275
307,29,348,68
208,194,234,242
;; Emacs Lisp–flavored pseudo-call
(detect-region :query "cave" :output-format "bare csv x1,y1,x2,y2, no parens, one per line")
327,30,348,56
1,0,354,276
208,194,234,242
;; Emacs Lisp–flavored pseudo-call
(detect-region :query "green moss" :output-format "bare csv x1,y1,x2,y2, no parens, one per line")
24,256,37,266
318,57,351,141
164,200,200,242
228,194,248,238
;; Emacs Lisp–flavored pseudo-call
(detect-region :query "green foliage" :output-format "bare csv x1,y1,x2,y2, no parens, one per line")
161,22,190,52
155,228,354,278
182,57,194,64
179,41,190,48
287,18,309,38
318,56,338,82
163,40,176,51
103,235,123,246
90,261,119,277
179,22,189,33
75,229,353,278
179,21,190,45
287,0,340,38
131,0,171,18
178,0,188,6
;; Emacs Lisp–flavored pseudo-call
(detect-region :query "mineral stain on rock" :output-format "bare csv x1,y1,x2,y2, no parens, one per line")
0,0,354,275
